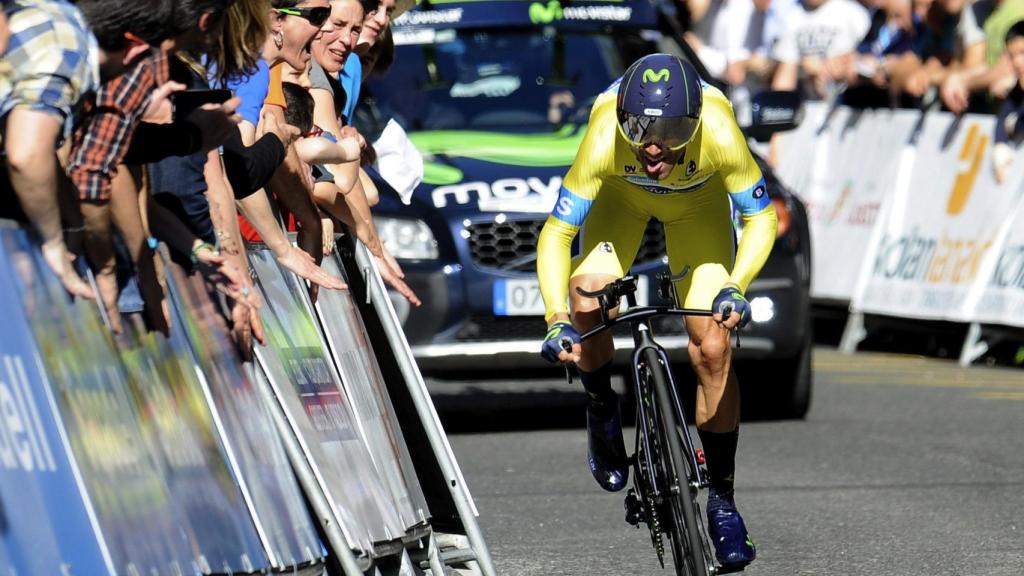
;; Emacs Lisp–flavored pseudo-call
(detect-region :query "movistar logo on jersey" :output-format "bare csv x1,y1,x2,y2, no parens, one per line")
529,0,563,23
642,68,670,84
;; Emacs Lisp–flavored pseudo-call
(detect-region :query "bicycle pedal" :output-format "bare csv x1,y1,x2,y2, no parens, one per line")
623,489,645,526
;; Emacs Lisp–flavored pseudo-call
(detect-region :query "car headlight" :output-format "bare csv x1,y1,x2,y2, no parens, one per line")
376,216,439,260
750,296,775,323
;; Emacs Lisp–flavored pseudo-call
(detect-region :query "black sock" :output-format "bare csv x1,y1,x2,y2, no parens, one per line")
579,361,615,407
698,428,739,496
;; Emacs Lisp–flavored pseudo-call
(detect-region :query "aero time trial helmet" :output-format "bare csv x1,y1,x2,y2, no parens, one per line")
615,53,703,151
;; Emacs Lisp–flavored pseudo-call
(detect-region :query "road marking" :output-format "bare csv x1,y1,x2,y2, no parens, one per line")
973,391,1024,401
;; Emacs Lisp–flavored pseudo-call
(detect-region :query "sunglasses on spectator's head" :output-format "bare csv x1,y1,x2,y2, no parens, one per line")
275,6,331,27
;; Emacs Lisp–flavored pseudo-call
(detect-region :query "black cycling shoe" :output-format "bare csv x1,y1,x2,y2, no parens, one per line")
586,395,628,492
707,488,756,568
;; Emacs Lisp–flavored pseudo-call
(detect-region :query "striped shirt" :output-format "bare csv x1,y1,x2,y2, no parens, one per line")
0,0,99,141
67,53,168,202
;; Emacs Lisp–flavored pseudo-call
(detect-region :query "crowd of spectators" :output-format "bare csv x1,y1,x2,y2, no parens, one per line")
681,0,1024,114
681,0,1024,174
0,0,420,358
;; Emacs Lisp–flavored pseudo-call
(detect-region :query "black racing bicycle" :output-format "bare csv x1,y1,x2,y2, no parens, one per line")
571,272,745,576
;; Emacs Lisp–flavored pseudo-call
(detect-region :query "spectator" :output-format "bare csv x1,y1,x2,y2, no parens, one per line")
770,0,872,100
69,0,246,331
683,0,757,85
308,0,421,306
742,0,800,89
0,0,172,300
221,0,347,294
992,20,1024,182
843,0,924,107
888,0,972,104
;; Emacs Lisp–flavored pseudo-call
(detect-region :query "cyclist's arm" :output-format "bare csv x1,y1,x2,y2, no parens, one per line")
537,102,615,323
710,97,778,293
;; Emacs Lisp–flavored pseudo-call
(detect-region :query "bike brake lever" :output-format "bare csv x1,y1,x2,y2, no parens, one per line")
560,337,576,384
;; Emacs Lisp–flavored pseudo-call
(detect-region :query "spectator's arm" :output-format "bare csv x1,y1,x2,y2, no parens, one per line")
0,10,9,57
4,109,94,299
123,122,202,164
221,127,287,198
310,87,361,192
266,141,324,264
685,0,713,24
294,135,362,165
359,168,379,206
771,61,799,91
110,164,168,333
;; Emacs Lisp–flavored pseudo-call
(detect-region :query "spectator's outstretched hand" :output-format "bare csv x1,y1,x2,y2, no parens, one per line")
941,73,969,114
322,216,335,256
188,97,243,152
339,126,366,149
194,244,246,299
41,238,95,300
375,254,421,307
277,244,347,290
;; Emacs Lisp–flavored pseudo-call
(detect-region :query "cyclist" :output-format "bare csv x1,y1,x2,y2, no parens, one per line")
537,53,777,570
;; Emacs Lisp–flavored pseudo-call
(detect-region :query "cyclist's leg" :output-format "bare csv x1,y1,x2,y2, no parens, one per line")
569,188,647,491
663,190,754,566
569,187,648,374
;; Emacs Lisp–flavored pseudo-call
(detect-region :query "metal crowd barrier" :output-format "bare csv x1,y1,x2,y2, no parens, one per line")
0,220,494,575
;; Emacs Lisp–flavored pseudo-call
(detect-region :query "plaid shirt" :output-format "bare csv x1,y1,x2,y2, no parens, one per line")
67,53,168,202
0,0,99,141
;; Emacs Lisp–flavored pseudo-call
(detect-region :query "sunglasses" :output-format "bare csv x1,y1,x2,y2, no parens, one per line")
275,6,331,27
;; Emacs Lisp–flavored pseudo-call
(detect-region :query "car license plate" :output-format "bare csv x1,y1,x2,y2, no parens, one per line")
493,276,648,316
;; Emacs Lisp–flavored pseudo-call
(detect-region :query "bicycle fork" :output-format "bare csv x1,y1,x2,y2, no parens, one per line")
629,326,709,492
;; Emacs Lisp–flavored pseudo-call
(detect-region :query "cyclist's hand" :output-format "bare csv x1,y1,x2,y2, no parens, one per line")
541,320,581,364
712,285,751,330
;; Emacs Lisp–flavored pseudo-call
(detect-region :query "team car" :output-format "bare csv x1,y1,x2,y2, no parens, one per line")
358,0,813,418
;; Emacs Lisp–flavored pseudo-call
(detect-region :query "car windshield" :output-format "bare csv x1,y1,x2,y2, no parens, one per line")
364,28,626,131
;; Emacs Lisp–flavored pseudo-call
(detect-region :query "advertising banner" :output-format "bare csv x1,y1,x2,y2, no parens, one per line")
0,228,111,575
774,104,919,302
853,114,1024,321
163,261,324,568
315,253,430,532
4,231,197,575
964,195,1024,327
248,247,406,553
117,324,268,573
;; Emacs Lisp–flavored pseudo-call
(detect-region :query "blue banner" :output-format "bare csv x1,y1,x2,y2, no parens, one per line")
0,228,111,575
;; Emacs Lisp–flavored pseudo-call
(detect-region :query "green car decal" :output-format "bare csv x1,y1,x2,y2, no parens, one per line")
411,125,585,185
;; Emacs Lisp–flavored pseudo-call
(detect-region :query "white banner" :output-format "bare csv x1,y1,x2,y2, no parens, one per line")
853,113,1024,321
775,104,916,302
964,194,1024,327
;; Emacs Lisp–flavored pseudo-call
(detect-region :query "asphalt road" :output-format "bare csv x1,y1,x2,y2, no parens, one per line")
433,348,1024,576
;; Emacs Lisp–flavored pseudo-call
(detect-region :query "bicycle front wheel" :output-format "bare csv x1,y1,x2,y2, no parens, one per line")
643,347,710,576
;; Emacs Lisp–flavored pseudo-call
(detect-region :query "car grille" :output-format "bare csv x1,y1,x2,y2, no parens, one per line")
467,218,666,272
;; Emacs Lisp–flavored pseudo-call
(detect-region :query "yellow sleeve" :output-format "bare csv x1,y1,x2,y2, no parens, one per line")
537,95,616,322
704,91,778,293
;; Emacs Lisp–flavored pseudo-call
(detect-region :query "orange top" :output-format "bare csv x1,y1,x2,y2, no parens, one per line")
265,63,288,109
